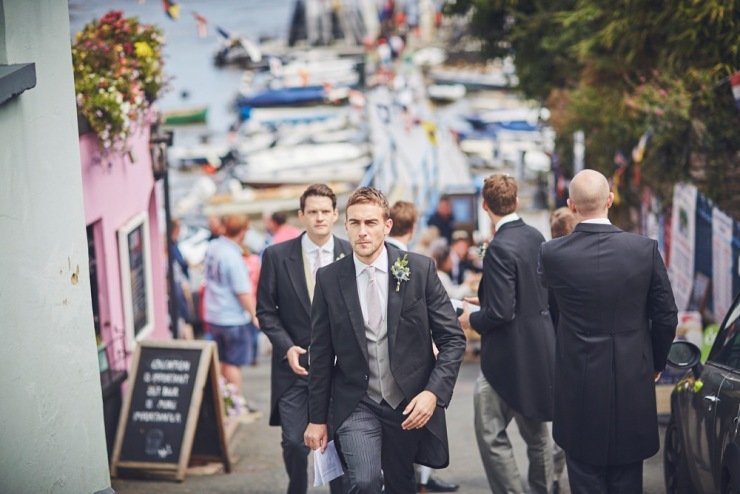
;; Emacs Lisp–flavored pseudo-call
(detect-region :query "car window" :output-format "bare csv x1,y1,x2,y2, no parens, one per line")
711,301,740,369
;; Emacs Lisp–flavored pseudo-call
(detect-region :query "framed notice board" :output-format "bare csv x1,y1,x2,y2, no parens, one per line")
111,340,231,481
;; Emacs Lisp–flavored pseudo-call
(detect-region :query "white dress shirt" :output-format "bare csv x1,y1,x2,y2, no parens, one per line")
354,247,389,327
493,212,520,230
581,218,612,225
302,234,335,274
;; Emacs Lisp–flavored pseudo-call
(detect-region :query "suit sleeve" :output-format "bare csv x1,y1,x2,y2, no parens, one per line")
538,242,549,288
423,259,466,407
469,241,517,334
308,270,335,424
647,241,678,371
256,247,295,359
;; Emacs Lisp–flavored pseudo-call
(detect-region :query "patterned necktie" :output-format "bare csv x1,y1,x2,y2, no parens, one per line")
365,266,382,331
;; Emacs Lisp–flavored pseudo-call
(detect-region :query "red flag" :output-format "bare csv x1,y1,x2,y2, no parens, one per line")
193,12,208,38
731,71,740,110
162,0,180,20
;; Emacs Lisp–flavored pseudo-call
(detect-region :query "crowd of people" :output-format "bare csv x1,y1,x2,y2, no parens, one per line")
167,170,678,494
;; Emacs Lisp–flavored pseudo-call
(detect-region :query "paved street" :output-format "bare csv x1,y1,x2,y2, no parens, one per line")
111,346,667,493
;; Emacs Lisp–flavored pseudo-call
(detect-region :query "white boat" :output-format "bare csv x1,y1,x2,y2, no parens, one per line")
169,142,230,168
236,132,278,156
428,84,466,103
239,142,369,173
239,56,360,95
232,156,370,187
430,67,514,90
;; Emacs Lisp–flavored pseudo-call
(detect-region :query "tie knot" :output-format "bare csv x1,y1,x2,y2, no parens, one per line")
366,266,376,282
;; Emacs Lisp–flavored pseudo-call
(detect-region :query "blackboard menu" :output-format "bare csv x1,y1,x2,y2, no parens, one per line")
112,340,230,480
119,346,201,463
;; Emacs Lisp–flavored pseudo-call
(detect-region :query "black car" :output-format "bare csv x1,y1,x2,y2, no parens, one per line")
664,292,740,494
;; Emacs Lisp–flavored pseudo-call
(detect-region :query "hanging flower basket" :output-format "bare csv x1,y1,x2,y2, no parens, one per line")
72,11,167,151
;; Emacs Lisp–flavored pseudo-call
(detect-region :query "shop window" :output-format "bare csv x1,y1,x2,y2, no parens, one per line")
118,212,154,344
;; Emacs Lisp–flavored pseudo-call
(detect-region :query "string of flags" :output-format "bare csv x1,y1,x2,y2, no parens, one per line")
611,127,652,205
157,0,226,40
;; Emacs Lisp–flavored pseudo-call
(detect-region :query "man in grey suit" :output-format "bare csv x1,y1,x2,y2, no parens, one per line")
304,187,466,493
539,169,677,493
458,174,555,494
257,184,352,494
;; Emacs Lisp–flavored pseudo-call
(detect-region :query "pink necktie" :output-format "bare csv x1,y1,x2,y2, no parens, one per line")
365,267,382,331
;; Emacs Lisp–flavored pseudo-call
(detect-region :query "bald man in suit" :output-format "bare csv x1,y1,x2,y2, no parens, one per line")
539,169,677,493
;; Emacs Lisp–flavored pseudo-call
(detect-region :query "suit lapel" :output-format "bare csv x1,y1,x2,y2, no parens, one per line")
333,235,351,260
339,259,369,362
385,244,406,349
284,235,311,317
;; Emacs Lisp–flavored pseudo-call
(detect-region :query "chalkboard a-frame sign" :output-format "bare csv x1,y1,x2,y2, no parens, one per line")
110,340,231,481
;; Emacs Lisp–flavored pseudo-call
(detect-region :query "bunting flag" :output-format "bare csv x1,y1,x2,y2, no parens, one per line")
193,12,208,38
216,26,231,40
162,0,180,20
731,71,740,110
612,166,626,206
631,127,653,164
612,151,629,206
631,128,652,189
421,121,437,145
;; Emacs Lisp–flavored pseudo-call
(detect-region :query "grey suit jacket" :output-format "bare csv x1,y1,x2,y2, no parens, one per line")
540,222,677,465
307,244,466,468
257,233,352,426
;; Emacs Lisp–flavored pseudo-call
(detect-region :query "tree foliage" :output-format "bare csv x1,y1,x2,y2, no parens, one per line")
445,0,740,221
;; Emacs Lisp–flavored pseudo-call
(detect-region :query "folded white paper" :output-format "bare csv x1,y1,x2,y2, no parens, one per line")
451,298,480,313
313,440,344,486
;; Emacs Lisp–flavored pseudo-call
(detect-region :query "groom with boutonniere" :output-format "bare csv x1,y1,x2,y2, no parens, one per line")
304,187,466,494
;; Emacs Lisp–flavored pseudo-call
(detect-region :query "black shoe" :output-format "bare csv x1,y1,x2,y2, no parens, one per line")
419,477,459,492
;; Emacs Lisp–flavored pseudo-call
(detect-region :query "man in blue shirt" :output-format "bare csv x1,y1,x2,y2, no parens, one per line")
203,214,257,394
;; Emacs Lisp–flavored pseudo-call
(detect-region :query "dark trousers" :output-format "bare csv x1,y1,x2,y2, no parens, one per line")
278,379,343,494
566,454,643,494
335,396,423,494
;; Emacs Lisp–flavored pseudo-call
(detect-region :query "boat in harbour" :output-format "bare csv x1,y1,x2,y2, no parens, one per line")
162,106,208,126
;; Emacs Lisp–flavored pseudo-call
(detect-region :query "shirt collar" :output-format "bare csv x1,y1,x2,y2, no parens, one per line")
302,234,334,254
494,212,520,230
354,247,388,278
386,237,407,251
581,218,612,225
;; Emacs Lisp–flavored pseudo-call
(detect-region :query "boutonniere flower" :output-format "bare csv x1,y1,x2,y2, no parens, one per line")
390,254,411,292
478,241,489,259
335,253,345,262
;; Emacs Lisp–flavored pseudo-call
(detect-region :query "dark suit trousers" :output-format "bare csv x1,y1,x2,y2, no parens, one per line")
566,455,642,494
335,396,423,494
278,379,343,494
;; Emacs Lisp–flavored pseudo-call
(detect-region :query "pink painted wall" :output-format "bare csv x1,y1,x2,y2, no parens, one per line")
79,124,170,370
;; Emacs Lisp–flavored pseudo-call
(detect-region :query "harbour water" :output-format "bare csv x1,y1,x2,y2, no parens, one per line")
69,0,294,134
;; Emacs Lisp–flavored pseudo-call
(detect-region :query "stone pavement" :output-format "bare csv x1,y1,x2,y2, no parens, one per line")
111,348,666,493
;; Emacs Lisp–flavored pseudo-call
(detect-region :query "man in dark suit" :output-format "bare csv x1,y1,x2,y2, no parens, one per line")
387,200,460,493
539,169,677,494
257,184,352,494
304,187,466,493
458,174,555,494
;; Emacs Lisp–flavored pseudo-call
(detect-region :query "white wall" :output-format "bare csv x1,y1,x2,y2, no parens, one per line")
0,1,112,492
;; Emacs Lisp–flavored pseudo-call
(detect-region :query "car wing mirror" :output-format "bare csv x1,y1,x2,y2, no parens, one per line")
666,340,703,377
